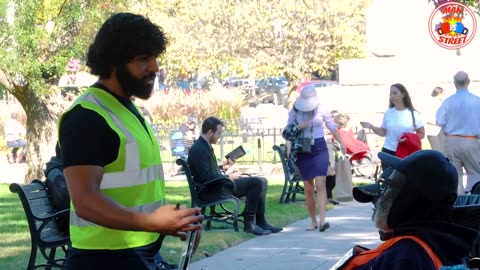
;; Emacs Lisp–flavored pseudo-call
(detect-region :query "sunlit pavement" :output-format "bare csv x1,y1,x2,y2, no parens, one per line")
188,200,381,270
0,159,26,184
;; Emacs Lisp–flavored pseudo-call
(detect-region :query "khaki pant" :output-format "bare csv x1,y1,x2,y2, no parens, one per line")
427,132,445,154
444,136,480,194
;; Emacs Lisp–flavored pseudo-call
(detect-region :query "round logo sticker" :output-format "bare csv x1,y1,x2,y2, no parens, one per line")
428,2,477,50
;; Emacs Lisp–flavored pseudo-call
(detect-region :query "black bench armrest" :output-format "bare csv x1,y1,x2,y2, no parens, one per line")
191,176,233,188
34,209,70,232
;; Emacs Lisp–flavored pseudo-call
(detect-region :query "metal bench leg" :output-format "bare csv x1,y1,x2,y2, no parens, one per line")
232,200,240,232
45,247,57,270
27,245,37,270
291,182,300,202
279,184,288,204
285,183,294,204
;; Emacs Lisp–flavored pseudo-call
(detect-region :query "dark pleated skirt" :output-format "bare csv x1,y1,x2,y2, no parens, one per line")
296,137,329,180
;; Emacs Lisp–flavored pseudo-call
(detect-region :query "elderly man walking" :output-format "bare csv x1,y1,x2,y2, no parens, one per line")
436,71,480,194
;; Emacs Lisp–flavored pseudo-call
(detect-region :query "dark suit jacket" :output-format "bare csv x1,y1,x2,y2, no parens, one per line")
187,136,234,201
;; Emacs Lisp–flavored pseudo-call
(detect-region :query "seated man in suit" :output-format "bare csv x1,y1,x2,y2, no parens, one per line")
187,116,282,236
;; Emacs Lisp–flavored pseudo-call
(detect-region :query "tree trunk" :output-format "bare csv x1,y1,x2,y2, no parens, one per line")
22,90,58,183
0,69,59,183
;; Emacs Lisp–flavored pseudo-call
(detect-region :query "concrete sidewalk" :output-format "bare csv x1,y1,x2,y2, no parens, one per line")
188,201,382,270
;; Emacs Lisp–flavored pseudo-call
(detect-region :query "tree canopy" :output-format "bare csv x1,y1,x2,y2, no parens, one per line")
0,0,370,181
148,0,369,82
0,0,123,181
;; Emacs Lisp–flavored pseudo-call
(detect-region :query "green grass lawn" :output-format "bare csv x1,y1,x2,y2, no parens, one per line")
0,178,311,269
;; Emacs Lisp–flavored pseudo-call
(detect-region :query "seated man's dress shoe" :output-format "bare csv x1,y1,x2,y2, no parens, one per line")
257,223,283,233
244,222,271,235
328,198,340,205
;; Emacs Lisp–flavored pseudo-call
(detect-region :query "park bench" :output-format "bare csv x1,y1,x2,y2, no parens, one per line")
176,158,244,231
9,179,70,270
272,144,305,204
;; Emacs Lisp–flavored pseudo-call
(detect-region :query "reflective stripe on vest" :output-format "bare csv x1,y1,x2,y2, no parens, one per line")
61,87,165,250
70,200,162,227
340,235,443,270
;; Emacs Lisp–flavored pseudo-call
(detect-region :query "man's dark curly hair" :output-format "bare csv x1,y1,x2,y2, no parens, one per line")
86,13,169,78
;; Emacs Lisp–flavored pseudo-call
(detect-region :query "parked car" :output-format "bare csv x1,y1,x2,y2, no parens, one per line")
227,79,250,90
283,79,339,110
254,76,289,105
173,78,209,93
296,80,338,93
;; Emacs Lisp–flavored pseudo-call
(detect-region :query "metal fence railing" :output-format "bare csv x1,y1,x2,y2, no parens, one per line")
152,123,285,166
151,121,385,174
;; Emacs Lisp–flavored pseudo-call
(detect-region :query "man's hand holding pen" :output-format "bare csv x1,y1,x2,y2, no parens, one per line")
146,203,203,237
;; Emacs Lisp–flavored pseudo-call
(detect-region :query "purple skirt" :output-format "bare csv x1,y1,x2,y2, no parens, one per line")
296,137,329,180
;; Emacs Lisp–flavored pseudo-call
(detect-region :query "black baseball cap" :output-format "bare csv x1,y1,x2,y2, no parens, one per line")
353,150,458,204
352,150,480,228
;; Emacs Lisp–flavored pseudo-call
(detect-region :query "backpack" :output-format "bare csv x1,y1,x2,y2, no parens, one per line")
44,156,70,235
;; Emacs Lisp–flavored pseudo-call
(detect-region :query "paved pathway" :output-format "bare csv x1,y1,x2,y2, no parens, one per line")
0,161,25,184
188,201,382,270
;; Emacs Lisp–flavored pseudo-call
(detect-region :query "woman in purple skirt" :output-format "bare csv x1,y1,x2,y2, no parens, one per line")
286,85,346,232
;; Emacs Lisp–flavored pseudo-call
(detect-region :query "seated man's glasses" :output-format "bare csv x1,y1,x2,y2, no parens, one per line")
377,178,390,193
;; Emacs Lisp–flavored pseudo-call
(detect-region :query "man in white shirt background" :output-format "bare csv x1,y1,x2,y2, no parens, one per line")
436,71,480,194
3,112,27,163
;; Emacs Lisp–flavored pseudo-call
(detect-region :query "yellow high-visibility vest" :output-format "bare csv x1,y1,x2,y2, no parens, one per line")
59,87,165,250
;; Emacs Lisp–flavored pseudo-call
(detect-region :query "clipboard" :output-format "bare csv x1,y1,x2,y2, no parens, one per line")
225,145,247,161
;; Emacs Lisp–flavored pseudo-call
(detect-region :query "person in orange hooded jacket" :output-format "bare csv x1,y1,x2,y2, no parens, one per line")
331,150,478,270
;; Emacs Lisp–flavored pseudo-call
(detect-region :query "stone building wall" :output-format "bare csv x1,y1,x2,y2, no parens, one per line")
340,0,480,85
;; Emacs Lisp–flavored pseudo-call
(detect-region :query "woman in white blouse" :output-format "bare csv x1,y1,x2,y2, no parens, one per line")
360,83,425,170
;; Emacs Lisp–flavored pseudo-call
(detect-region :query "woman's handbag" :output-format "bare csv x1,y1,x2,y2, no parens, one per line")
334,156,353,201
395,110,422,158
301,137,313,153
300,125,314,153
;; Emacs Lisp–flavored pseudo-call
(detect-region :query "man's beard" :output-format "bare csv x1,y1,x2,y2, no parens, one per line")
116,64,156,100
372,187,401,233
210,136,218,145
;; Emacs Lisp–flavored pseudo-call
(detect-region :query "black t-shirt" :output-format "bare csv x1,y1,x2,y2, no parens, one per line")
59,83,148,168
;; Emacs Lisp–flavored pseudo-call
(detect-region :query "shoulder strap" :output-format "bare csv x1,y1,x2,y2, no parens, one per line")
340,235,443,270
298,111,314,139
411,109,417,130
